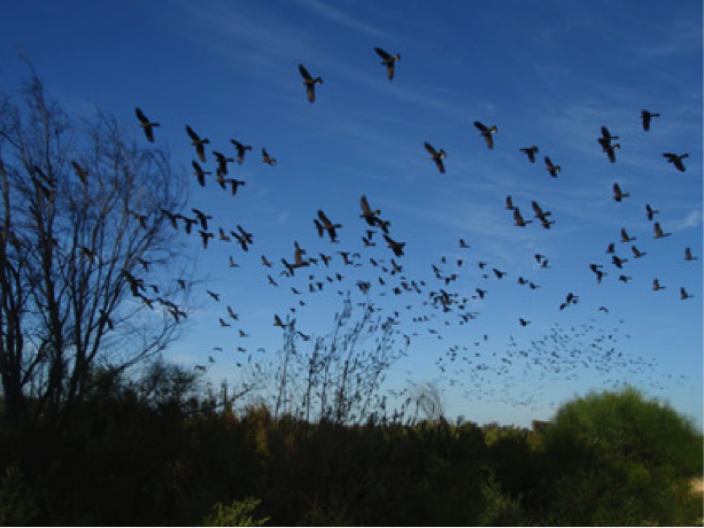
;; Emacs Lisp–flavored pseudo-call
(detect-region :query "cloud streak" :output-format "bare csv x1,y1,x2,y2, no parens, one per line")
293,0,388,38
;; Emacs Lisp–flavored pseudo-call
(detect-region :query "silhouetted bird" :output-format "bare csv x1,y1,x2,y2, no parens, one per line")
680,287,694,300
299,64,323,103
424,142,447,173
192,161,210,187
663,153,688,172
653,222,671,239
645,204,659,221
641,110,659,131
186,125,209,163
613,182,629,202
374,47,401,80
135,108,159,142
383,234,406,257
262,148,277,165
230,139,252,164
474,121,498,149
315,210,342,243
520,146,539,163
544,157,561,177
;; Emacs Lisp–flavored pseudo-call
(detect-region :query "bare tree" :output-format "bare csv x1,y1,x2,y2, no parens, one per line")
0,68,191,425
270,295,409,424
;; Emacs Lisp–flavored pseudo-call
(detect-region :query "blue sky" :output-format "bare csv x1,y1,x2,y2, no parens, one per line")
1,0,701,427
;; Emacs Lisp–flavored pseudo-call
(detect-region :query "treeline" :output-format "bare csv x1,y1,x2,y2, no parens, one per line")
0,365,701,526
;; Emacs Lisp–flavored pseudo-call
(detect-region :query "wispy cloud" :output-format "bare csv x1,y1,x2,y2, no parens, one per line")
675,209,703,231
628,14,702,60
293,0,388,38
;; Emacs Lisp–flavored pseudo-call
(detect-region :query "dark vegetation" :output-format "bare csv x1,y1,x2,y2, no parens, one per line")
1,69,701,526
0,378,701,526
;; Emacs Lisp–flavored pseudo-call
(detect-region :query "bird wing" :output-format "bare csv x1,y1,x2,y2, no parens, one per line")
386,62,395,80
186,125,200,142
374,47,391,60
474,121,488,132
424,142,437,156
317,210,333,228
299,64,312,80
360,195,371,215
135,107,148,124
435,158,445,173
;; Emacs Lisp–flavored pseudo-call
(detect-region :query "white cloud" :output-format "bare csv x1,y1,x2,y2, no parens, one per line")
676,209,703,230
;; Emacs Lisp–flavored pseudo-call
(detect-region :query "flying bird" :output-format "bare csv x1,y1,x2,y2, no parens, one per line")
544,157,561,177
262,148,277,166
315,210,342,243
611,255,628,269
299,64,323,103
206,290,220,302
213,151,234,176
230,139,252,164
186,125,209,163
684,247,697,261
474,121,498,149
631,246,647,259
653,222,671,239
192,209,212,230
198,230,214,249
645,204,659,221
531,201,552,223
663,153,688,172
680,287,694,300
374,47,401,80
598,126,619,151
620,228,636,243
383,234,406,257
424,142,447,173
360,195,382,226
641,110,659,131
192,161,210,187
135,108,159,142
520,146,539,163
613,182,629,202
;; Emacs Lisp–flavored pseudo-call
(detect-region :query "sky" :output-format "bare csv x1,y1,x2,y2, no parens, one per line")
0,0,701,428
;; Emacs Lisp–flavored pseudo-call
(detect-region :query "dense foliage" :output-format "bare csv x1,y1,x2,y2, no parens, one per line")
0,372,701,526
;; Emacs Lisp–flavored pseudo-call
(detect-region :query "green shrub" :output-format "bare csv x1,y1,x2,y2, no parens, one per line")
539,387,703,525
203,497,270,527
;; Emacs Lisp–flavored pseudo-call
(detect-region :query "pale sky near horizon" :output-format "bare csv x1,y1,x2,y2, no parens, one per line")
1,0,701,428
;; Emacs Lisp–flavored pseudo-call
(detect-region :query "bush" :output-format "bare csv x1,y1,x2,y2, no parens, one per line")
539,386,703,525
203,497,269,527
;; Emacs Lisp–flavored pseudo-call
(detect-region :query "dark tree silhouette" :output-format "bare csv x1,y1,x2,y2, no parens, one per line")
0,67,191,425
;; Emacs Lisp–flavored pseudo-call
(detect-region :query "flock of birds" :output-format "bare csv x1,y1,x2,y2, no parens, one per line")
123,46,698,412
